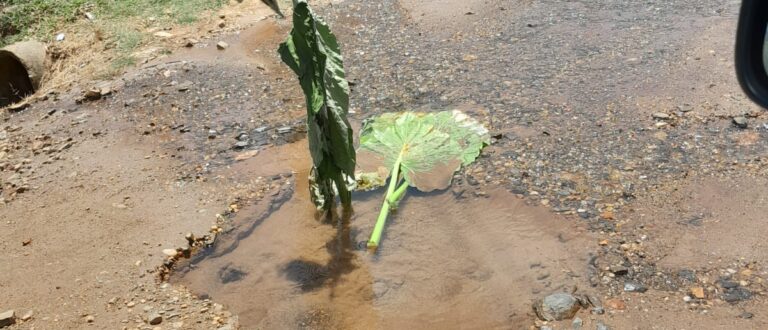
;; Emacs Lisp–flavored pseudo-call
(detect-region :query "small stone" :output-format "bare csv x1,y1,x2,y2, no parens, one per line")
718,280,739,289
217,20,226,28
733,116,748,129
233,141,249,150
85,315,95,323
534,292,580,321
722,287,752,303
683,295,692,302
596,322,611,330
147,313,163,325
234,150,259,161
185,38,199,47
208,130,218,139
0,310,15,327
652,112,670,120
154,31,173,38
176,81,194,92
20,310,33,321
127,301,136,308
624,281,648,293
599,210,614,220
690,287,705,299
604,298,626,310
740,312,754,319
572,317,583,329
162,249,178,257
83,88,102,101
678,104,694,112
610,265,628,276
217,41,229,50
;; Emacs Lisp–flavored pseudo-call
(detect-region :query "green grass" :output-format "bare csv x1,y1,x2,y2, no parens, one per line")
107,26,142,73
0,0,226,47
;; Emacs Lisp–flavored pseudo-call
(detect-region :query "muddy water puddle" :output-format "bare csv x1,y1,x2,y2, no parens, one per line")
174,141,595,329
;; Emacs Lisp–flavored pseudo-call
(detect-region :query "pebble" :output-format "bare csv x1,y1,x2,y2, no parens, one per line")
652,112,670,120
85,315,95,323
217,41,229,50
610,265,628,276
233,141,249,150
623,281,648,293
534,292,580,321
604,298,626,310
690,287,705,299
176,81,194,92
677,104,694,112
596,322,611,330
572,317,583,329
147,312,163,325
162,249,178,257
722,287,752,303
20,310,33,321
0,310,15,328
154,31,173,38
733,116,748,129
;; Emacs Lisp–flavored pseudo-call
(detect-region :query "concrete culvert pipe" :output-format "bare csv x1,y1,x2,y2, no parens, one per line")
0,41,46,108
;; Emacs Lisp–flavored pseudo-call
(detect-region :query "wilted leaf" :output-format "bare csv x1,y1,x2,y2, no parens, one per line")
357,110,490,192
278,0,356,210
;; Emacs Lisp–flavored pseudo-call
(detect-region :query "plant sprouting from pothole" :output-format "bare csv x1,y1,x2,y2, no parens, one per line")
278,0,356,211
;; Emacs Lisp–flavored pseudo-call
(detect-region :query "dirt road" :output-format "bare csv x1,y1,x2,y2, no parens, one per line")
2,0,767,329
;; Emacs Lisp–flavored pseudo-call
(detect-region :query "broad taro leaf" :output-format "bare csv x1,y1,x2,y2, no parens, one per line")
278,0,356,210
356,110,490,192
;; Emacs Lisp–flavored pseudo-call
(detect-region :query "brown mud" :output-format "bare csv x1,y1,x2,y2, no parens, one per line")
174,141,596,329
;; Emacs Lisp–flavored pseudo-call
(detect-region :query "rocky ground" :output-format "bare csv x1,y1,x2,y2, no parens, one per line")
2,0,768,329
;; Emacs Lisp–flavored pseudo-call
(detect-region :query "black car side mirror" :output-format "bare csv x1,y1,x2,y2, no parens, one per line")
736,0,768,108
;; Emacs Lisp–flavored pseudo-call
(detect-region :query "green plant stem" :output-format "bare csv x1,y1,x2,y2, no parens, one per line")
368,151,404,249
388,181,409,205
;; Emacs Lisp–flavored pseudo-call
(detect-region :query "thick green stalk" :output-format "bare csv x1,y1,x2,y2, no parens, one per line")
388,181,409,205
368,151,404,249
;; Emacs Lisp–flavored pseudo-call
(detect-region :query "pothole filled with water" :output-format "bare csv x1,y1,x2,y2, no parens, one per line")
172,140,597,328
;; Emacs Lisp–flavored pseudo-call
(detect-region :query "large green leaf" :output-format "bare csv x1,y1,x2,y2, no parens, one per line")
278,0,355,210
356,110,490,192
